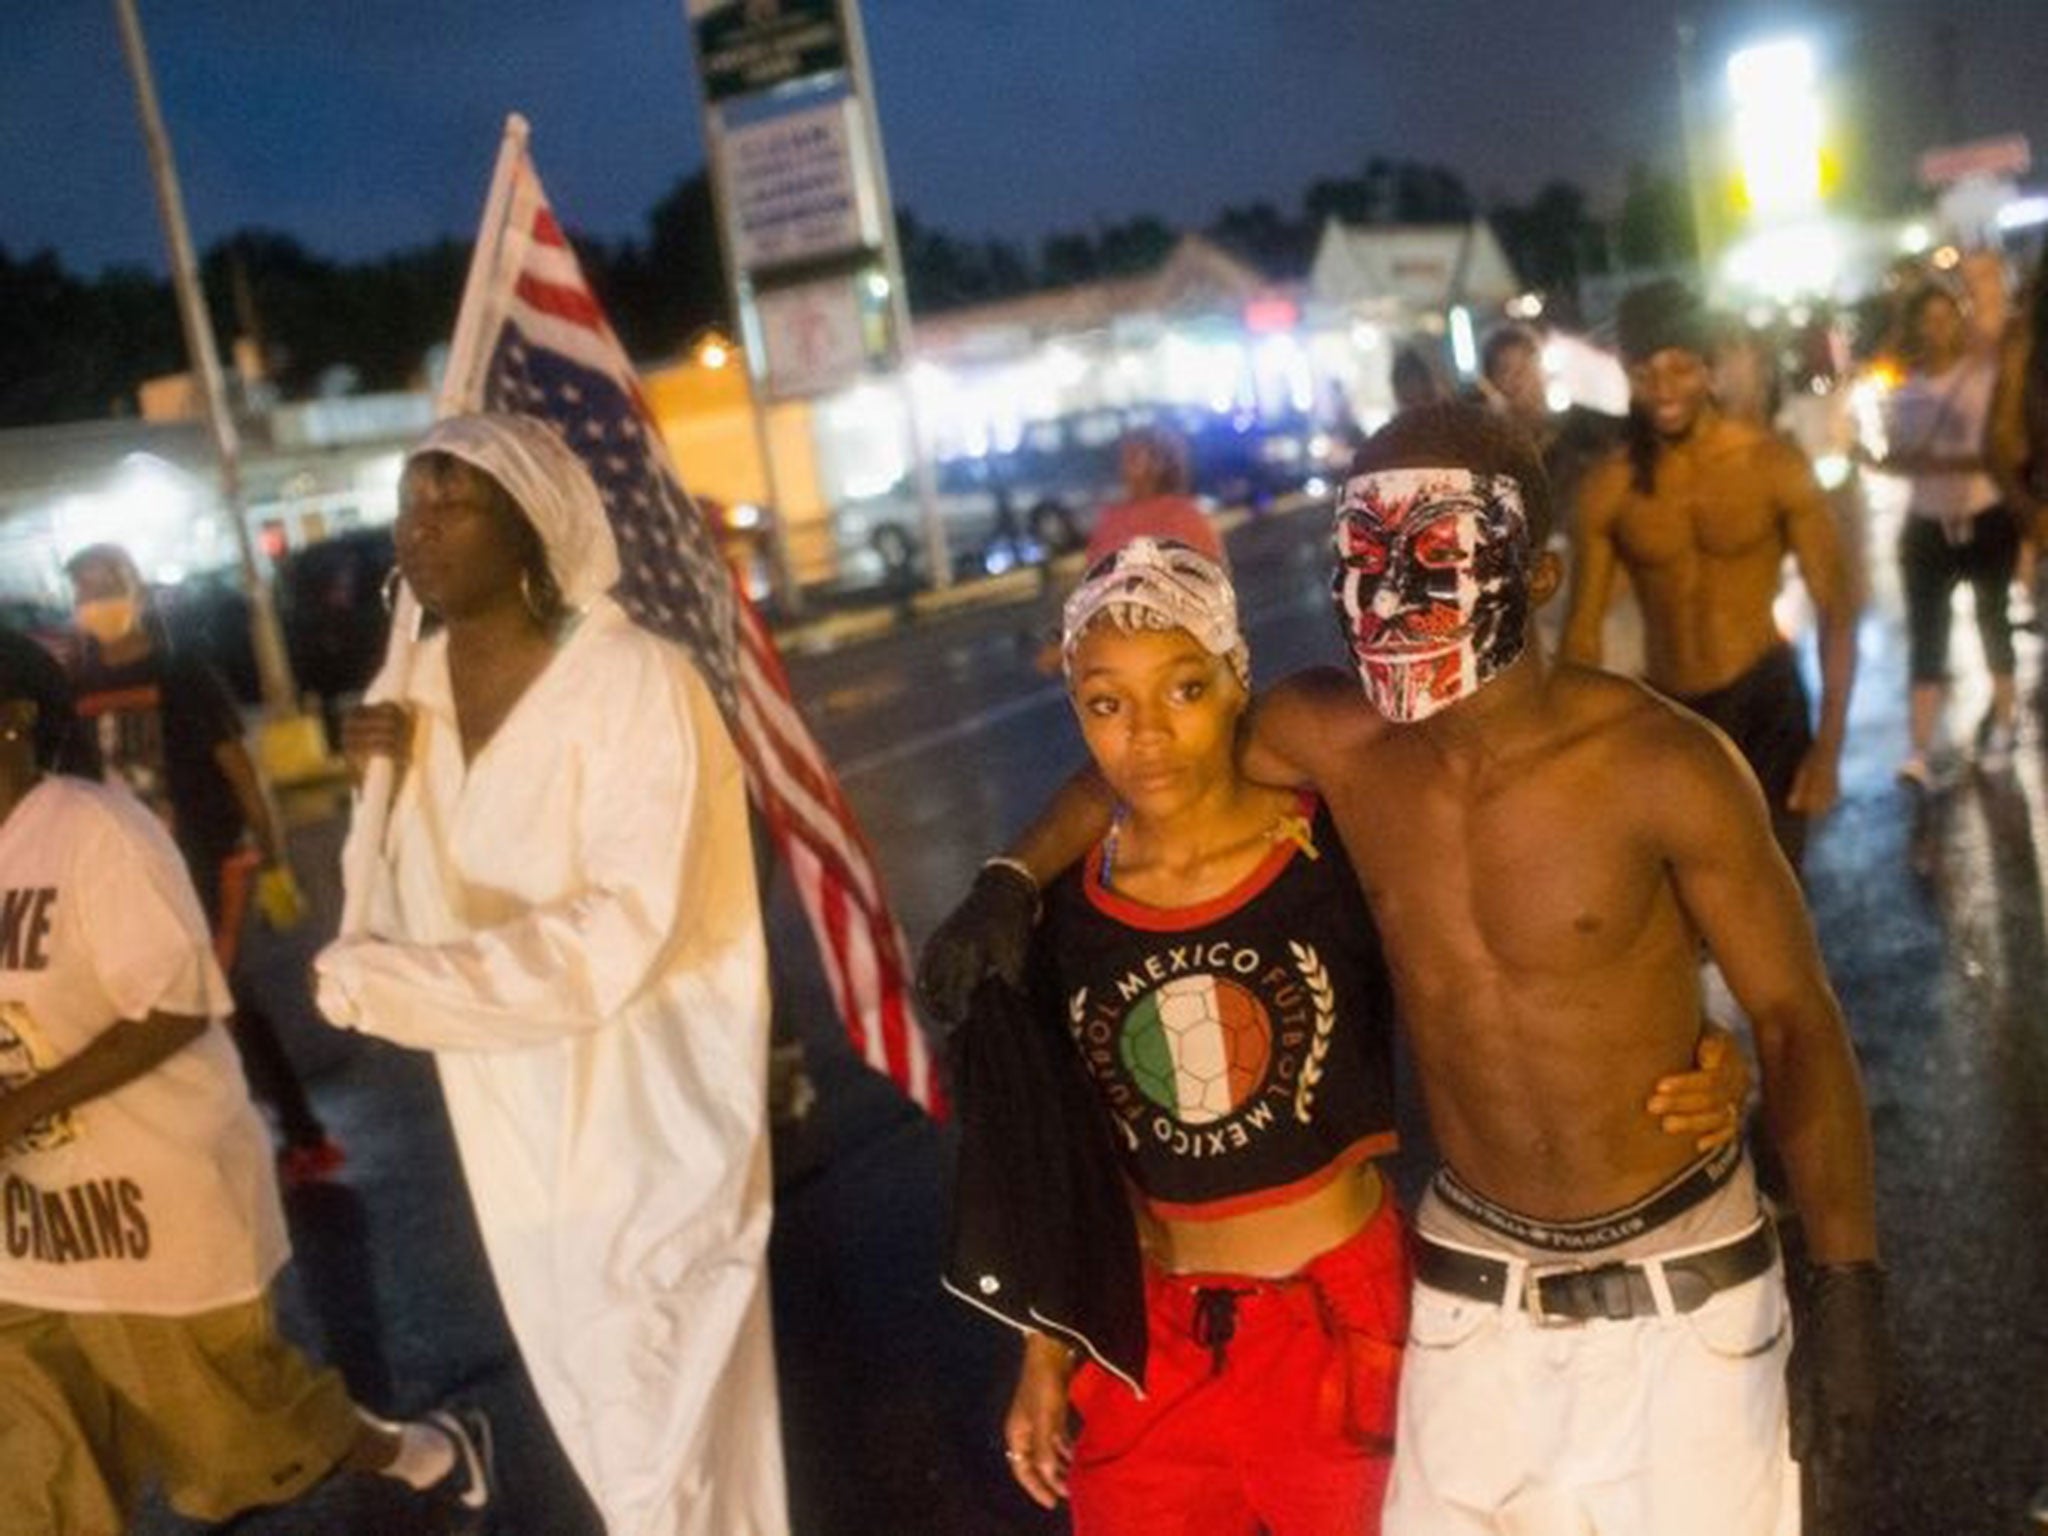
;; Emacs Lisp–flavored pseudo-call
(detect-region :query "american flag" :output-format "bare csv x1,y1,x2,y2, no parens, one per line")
442,122,941,1115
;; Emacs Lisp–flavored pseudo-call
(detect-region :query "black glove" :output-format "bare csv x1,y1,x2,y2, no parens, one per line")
1788,1260,1888,1536
916,862,1040,1026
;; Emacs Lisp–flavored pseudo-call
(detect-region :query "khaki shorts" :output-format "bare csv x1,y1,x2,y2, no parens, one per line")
0,1290,361,1534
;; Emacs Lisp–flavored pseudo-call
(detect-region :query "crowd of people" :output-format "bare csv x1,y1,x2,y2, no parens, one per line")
925,238,2048,1535
0,234,2044,1535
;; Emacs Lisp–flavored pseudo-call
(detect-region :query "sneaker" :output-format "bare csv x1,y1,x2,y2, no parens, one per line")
1975,714,2017,772
278,1135,348,1188
426,1407,494,1513
1896,754,1934,790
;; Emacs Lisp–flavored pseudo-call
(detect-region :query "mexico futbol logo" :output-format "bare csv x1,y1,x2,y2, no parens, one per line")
1069,942,1335,1159
1120,973,1273,1124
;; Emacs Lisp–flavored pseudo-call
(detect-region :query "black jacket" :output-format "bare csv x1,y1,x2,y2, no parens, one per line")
943,971,1147,1392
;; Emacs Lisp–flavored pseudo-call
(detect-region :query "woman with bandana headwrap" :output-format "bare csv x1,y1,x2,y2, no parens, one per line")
314,413,786,1536
953,537,1411,1536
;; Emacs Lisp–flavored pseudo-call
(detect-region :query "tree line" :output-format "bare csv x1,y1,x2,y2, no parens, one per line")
0,157,1697,429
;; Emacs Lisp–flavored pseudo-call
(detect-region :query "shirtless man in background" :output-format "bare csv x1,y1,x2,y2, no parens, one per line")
1563,281,1857,870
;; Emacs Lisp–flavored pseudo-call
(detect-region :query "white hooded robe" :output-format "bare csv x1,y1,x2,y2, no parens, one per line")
317,414,786,1536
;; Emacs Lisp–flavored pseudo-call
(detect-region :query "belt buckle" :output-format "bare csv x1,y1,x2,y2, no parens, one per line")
1522,1259,1590,1328
1523,1258,1642,1326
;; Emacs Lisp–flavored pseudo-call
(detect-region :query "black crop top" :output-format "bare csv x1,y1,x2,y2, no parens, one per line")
1039,798,1398,1220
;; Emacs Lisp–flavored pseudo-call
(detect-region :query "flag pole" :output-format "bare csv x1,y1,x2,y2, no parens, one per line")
337,114,530,938
437,115,534,416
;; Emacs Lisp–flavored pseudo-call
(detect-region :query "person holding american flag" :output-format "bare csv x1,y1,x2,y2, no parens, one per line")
316,413,787,1536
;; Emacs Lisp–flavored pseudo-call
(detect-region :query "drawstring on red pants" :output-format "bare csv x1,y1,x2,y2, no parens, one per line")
1191,1287,1251,1376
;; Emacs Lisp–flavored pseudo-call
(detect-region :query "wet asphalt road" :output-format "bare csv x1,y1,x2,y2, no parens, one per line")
136,487,2046,1535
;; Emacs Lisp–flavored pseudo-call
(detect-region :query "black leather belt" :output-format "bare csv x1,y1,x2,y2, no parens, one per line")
1414,1221,1778,1326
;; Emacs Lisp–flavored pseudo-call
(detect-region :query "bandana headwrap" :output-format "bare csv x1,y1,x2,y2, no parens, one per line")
1331,467,1530,723
1062,537,1249,689
406,413,621,609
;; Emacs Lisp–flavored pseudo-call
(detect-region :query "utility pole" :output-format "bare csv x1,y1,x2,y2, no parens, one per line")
1675,16,1718,294
113,0,296,714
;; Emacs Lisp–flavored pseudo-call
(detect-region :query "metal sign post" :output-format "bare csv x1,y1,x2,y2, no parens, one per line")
683,0,951,591
835,0,948,589
695,104,804,615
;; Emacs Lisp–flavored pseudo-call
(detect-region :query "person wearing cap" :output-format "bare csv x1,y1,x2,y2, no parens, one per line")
946,534,1748,1536
63,543,346,1183
0,629,493,1531
1562,280,1858,871
315,413,786,1535
923,404,1883,1535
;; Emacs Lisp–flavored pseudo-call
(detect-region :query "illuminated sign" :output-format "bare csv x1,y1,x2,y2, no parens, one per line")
722,98,881,273
1728,38,1823,220
689,0,848,105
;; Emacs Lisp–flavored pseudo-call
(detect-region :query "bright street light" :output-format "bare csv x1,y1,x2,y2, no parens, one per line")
1728,37,1824,221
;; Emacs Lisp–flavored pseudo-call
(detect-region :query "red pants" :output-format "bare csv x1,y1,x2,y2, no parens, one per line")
1069,1194,1410,1536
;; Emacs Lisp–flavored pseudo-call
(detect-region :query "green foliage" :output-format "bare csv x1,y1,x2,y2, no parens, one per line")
0,247,182,424
1615,163,1695,270
1491,180,1610,313
10,154,1635,426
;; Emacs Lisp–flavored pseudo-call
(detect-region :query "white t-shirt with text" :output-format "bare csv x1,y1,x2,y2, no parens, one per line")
0,776,286,1315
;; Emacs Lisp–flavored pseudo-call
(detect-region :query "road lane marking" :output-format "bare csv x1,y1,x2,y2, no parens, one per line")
837,686,1070,781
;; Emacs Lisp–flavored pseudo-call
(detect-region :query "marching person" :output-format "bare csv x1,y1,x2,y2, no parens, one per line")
315,412,787,1536
0,629,490,1535
65,544,345,1181
1478,322,1625,525
1563,281,1858,870
1860,282,2020,782
1086,426,1225,566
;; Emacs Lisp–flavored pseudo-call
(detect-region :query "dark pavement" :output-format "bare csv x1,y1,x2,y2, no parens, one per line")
137,491,2047,1535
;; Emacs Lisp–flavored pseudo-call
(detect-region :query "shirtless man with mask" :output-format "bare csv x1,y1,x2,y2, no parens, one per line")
922,404,1885,1534
1562,281,1857,870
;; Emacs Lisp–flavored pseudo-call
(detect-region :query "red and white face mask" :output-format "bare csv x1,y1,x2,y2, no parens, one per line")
1330,467,1531,723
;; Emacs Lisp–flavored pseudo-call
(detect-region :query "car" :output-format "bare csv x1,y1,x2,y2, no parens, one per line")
836,406,1318,590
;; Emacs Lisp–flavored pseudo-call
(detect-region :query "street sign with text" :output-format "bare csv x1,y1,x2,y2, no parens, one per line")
690,0,847,104
722,98,881,273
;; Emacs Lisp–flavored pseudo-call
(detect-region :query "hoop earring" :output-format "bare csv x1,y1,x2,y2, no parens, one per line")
381,567,403,612
519,569,546,624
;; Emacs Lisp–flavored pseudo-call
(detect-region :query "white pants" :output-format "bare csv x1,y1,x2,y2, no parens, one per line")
1383,1219,1800,1535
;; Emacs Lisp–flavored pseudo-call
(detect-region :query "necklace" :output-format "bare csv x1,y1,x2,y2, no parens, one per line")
1099,802,1318,893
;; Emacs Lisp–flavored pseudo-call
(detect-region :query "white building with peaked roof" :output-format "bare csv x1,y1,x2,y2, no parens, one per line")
1308,218,1523,314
